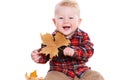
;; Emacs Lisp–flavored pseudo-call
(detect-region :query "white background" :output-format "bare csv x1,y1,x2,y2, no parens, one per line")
0,0,120,80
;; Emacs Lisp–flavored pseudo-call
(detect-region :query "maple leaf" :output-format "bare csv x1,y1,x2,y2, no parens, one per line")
30,70,37,78
25,70,44,80
40,33,55,46
54,32,70,48
40,32,70,59
40,45,58,58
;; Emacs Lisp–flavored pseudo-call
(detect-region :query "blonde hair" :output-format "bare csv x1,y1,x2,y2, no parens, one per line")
54,0,80,17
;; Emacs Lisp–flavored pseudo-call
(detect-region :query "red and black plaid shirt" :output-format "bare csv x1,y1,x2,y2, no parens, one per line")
32,28,94,78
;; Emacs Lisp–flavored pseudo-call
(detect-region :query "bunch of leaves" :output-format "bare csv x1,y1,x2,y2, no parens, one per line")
25,70,44,80
40,32,70,59
30,70,37,78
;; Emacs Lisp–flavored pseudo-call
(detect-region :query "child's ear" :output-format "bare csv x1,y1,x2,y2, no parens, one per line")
78,18,82,26
52,18,56,25
79,18,82,23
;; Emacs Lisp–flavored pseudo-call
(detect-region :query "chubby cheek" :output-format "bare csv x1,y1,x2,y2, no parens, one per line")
56,26,63,31
53,19,63,27
55,22,63,28
72,22,79,28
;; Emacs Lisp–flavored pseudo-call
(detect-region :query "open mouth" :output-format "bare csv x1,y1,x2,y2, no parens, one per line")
63,26,71,30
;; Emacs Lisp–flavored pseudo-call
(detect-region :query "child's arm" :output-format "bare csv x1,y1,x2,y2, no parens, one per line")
31,45,50,64
66,33,94,62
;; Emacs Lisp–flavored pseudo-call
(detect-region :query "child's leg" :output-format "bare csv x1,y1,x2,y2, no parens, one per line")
44,71,73,80
74,70,104,80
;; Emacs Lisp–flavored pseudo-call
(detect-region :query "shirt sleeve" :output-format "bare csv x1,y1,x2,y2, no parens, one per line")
31,44,50,64
71,33,94,62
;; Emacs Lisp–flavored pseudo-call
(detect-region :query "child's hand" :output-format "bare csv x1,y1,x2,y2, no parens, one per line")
63,47,74,56
31,49,41,63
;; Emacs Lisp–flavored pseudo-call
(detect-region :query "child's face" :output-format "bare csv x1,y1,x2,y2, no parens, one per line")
53,6,81,38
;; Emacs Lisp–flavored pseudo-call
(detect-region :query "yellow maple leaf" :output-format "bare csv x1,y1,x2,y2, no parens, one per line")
25,70,44,80
40,32,70,59
30,70,37,78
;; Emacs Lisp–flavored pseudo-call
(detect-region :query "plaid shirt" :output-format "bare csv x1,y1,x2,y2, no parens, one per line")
31,28,94,78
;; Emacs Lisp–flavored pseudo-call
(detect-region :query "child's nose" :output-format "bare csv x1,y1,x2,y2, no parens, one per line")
64,18,70,23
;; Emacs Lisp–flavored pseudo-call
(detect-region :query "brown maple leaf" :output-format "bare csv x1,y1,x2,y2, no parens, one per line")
40,32,70,59
54,32,70,47
40,46,58,58
40,33,55,46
